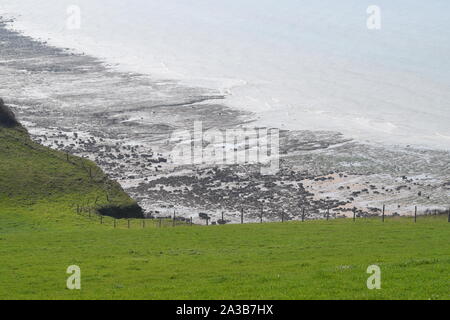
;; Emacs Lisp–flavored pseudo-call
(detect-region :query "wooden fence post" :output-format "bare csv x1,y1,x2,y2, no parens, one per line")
190,217,193,226
326,208,330,221
414,206,417,223
100,216,103,224
281,212,284,223
241,208,244,224
302,208,305,222
353,208,356,222
382,205,385,222
260,207,263,224
173,210,176,227
447,209,450,223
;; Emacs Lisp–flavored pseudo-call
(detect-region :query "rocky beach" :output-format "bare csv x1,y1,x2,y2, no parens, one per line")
1,17,449,224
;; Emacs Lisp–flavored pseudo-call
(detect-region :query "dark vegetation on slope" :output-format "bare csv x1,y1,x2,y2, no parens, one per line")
0,98,144,219
0,98,19,127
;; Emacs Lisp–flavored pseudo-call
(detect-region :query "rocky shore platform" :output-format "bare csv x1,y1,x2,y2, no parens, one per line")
1,18,449,224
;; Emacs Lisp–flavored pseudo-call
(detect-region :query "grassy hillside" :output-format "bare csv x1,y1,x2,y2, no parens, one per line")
0,116,449,300
0,124,142,218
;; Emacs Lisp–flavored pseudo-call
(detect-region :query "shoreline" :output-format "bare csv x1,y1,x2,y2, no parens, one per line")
1,19,449,224
2,13,450,151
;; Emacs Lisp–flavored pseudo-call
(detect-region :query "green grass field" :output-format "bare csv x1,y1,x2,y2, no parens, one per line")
1,125,449,300
1,207,449,300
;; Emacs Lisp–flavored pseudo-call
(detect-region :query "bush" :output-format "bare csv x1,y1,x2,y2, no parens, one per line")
97,203,144,219
0,99,19,128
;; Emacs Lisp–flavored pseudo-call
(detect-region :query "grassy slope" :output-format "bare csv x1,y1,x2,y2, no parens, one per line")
0,126,449,300
0,126,139,214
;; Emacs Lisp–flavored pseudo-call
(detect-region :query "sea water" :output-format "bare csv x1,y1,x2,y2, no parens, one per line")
1,0,449,149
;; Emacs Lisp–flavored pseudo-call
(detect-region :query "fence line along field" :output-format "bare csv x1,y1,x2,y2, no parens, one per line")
75,202,450,229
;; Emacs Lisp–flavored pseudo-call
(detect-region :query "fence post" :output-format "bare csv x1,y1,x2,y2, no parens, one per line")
302,208,305,222
281,212,284,223
190,217,193,226
447,209,450,223
326,208,330,221
222,211,224,222
241,208,244,224
114,219,116,229
353,208,356,222
173,210,176,227
206,217,209,226
414,206,417,223
100,216,103,224
260,206,263,224
382,205,385,222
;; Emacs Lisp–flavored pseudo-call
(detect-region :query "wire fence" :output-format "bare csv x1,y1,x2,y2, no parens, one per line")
74,205,193,229
74,203,450,228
